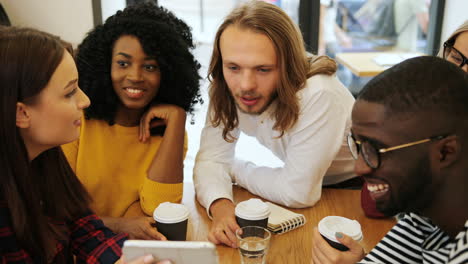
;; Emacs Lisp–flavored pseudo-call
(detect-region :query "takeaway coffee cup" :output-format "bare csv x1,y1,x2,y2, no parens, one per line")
318,216,363,251
153,202,189,241
235,198,270,228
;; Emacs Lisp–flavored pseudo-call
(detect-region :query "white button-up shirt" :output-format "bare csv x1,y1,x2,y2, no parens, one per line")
194,74,356,213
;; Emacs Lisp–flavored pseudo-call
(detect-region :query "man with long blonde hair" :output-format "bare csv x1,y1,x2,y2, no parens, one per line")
194,0,356,247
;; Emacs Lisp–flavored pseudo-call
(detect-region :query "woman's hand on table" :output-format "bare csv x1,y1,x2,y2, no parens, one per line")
117,255,172,264
103,216,167,240
208,199,240,248
311,227,365,264
120,217,167,240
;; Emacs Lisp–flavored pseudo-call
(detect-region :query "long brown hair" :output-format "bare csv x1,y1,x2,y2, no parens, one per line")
0,27,91,262
208,0,337,141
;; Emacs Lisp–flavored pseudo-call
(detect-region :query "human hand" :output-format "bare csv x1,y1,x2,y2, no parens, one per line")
311,227,365,264
338,33,352,49
117,254,172,264
318,46,327,56
208,199,240,248
139,104,186,143
119,217,167,240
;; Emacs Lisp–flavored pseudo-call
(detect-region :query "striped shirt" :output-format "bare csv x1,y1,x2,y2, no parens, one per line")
361,213,468,264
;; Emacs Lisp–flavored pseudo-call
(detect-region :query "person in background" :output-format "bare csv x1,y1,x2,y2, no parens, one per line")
439,20,468,73
394,0,429,52
61,3,202,240
0,26,163,264
318,0,352,57
194,0,357,248
319,0,353,87
311,56,468,264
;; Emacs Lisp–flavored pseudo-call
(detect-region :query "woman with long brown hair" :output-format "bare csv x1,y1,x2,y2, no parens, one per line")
0,26,159,264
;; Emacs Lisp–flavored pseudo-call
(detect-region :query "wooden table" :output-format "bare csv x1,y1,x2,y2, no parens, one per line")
127,183,395,264
335,52,389,77
336,52,423,77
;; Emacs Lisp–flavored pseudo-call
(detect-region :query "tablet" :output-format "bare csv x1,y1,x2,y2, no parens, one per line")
122,240,219,264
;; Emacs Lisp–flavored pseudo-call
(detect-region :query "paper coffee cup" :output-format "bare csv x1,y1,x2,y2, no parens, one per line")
235,198,270,228
318,216,363,251
153,202,189,241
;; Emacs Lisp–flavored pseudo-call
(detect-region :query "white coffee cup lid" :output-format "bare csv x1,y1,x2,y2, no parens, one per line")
153,202,189,224
318,216,363,243
235,198,270,221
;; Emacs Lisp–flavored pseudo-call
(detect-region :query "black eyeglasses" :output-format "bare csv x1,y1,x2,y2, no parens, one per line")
347,133,447,169
443,42,468,69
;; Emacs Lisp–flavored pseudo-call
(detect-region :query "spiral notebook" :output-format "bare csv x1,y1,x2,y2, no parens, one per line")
266,202,306,234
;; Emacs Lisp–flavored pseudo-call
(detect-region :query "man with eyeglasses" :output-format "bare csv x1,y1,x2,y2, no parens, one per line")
311,56,468,264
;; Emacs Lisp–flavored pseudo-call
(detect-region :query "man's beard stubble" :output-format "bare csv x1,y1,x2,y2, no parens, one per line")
234,91,277,115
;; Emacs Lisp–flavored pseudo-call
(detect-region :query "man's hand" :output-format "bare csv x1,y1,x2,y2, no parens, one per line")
311,227,365,264
208,199,240,248
104,216,167,240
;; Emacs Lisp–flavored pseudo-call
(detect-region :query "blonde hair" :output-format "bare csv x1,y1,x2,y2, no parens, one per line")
437,20,468,57
208,0,337,142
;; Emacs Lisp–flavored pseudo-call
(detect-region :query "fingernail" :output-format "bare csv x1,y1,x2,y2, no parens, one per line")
335,232,343,238
158,260,171,264
143,254,155,263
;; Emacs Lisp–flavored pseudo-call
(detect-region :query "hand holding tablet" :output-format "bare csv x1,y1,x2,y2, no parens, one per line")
122,240,218,264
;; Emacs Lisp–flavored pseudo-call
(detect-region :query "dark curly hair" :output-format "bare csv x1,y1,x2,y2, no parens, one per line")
76,3,202,125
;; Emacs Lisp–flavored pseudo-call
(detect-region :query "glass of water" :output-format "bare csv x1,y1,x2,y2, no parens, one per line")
236,226,271,264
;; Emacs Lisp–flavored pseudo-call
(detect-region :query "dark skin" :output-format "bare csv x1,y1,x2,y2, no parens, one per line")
354,103,467,238
311,100,468,264
100,35,186,240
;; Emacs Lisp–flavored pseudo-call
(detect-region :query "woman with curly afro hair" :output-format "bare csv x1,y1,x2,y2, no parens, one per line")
62,3,202,240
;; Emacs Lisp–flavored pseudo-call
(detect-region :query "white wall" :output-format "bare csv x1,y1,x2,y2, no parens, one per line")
101,0,125,22
0,0,94,47
441,0,468,45
158,0,237,43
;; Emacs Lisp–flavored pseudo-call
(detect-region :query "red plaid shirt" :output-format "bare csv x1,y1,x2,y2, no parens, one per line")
0,201,128,263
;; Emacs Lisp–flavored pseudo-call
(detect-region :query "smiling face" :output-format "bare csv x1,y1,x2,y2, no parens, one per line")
219,25,280,115
351,100,436,216
111,35,161,115
21,51,90,159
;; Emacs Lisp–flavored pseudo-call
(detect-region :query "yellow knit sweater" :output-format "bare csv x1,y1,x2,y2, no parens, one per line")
62,117,185,217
